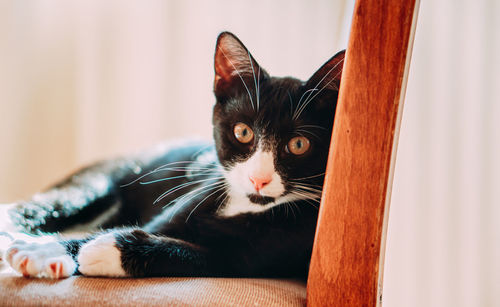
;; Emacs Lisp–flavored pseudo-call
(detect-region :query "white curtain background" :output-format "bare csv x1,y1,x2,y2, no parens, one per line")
384,0,500,306
0,1,498,306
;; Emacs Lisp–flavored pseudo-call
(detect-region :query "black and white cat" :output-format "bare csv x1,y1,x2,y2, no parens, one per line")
0,32,344,279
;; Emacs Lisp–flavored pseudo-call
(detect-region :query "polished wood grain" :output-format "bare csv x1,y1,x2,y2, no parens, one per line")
306,0,419,306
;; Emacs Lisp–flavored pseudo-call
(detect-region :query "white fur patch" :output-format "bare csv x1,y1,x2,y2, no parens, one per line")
0,204,18,233
5,240,76,279
220,145,288,216
78,233,127,277
219,191,306,217
0,232,13,271
225,148,284,198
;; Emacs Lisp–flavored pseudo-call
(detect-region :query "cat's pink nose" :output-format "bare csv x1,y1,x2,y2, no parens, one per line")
249,175,272,191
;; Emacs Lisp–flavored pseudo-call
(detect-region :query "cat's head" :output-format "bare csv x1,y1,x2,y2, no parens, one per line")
212,32,344,215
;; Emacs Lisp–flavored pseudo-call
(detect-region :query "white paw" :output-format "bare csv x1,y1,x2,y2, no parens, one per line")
77,233,127,277
6,240,76,279
0,232,14,271
0,204,18,233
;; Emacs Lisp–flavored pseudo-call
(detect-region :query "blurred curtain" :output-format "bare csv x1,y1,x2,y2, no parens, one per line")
385,0,500,307
0,1,498,307
0,0,351,201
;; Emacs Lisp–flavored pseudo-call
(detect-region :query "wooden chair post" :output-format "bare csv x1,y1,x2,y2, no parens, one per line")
306,0,420,306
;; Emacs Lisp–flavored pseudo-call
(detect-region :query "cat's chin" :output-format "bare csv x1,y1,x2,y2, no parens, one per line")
247,194,275,205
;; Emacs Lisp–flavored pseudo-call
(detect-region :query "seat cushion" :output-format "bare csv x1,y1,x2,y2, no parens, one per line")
0,271,306,306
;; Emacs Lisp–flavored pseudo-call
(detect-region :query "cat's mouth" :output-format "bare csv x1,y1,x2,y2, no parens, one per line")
247,194,275,205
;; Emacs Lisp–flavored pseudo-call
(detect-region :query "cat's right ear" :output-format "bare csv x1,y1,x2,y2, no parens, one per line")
213,32,268,100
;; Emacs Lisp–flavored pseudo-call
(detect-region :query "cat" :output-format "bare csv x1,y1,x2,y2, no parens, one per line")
0,32,344,279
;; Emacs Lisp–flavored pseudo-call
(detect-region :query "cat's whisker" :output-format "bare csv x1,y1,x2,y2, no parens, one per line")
290,201,302,215
296,129,322,141
140,174,203,185
155,166,215,173
257,65,261,110
284,202,297,220
291,202,299,219
300,59,344,106
190,145,215,159
139,170,222,185
247,51,260,111
291,189,322,200
294,58,344,120
287,91,294,116
290,191,320,210
161,166,215,171
301,69,342,106
295,131,307,139
301,58,344,106
172,181,229,220
138,160,211,172
154,176,225,205
302,198,321,210
121,161,218,187
157,178,226,207
152,160,217,168
286,203,294,220
166,181,227,222
215,190,230,213
294,187,323,196
155,181,206,205
292,187,323,195
214,187,229,204
296,125,328,131
165,179,227,208
290,179,323,186
293,88,318,120
121,165,179,187
294,65,344,120
292,180,323,186
218,46,255,110
294,184,323,192
290,181,324,189
290,172,326,181
185,184,228,223
165,180,226,218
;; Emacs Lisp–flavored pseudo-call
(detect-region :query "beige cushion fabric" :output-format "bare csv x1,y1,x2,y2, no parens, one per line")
0,271,306,307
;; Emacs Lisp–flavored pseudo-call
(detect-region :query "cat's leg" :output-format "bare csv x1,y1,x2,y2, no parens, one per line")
7,174,115,234
5,140,212,235
76,229,213,278
4,231,124,278
5,228,214,278
0,232,14,271
5,159,138,235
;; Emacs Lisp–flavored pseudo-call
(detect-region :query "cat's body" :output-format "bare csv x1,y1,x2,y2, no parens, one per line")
1,32,344,279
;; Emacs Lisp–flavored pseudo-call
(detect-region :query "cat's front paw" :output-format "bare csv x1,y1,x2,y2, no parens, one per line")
6,240,76,279
77,233,127,277
0,232,14,271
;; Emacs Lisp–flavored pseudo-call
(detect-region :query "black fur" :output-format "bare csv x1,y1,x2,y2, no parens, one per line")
8,32,345,279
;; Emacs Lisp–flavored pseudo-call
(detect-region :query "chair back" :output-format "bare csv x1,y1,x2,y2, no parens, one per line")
306,0,420,306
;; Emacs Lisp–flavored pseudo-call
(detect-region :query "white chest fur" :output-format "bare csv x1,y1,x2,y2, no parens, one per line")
218,190,271,216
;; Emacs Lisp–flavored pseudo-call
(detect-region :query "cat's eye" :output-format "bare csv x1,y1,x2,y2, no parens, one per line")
234,122,254,144
286,136,310,155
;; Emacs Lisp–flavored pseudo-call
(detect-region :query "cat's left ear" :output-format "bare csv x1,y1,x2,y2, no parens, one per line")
305,50,345,93
214,32,269,99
